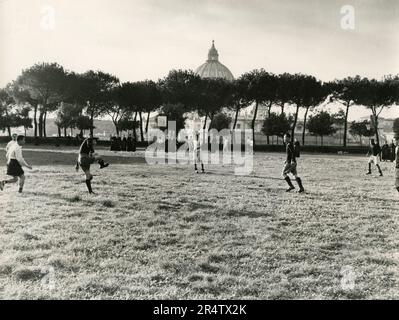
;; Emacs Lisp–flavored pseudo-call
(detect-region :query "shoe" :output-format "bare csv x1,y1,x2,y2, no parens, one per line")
195,170,199,174
379,173,383,177
201,170,205,174
298,188,305,193
100,163,109,169
366,172,371,175
18,188,23,193
285,186,295,192
0,181,4,191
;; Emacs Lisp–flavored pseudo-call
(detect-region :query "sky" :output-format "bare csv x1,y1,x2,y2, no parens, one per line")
1,0,398,119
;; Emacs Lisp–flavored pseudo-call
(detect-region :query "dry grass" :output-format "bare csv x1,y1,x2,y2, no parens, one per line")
0,147,398,299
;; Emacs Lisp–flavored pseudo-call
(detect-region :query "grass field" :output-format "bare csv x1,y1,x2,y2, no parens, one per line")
0,146,398,300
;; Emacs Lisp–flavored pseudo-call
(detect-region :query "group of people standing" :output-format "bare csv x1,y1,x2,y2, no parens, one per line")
109,135,136,152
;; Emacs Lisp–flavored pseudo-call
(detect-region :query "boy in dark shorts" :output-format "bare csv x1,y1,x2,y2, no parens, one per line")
282,133,304,193
366,139,383,176
0,135,32,193
76,137,109,194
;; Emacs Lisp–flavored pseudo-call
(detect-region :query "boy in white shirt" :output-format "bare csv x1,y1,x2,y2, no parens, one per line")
0,135,32,193
5,133,18,154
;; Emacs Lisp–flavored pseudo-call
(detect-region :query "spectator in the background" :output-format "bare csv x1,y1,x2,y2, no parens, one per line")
126,134,133,152
391,141,396,162
115,135,122,151
121,135,127,151
66,135,72,146
110,135,117,151
381,142,390,162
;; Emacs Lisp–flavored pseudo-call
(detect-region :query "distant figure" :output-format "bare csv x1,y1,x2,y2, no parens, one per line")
366,139,383,177
193,132,205,174
294,139,301,158
0,135,32,193
246,137,254,155
126,134,132,152
5,133,18,154
391,141,396,162
381,142,390,161
282,133,304,193
127,134,136,152
66,135,72,146
115,135,122,152
121,135,127,151
76,137,109,194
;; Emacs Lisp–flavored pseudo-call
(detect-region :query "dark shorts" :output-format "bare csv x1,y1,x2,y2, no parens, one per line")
7,159,24,177
79,154,96,171
282,162,297,176
395,168,399,187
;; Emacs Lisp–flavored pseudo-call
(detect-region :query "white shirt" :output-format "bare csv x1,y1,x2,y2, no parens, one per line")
6,143,29,167
5,140,17,153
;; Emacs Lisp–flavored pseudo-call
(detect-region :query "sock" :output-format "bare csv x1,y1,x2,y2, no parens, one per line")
376,165,383,175
296,177,304,191
368,163,371,173
85,179,93,193
18,187,23,193
284,177,294,188
201,164,204,172
194,164,198,171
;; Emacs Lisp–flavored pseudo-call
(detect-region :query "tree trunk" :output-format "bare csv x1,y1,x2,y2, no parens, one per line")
133,112,138,141
208,112,215,130
43,111,47,138
203,114,208,130
251,101,259,147
266,102,272,145
302,106,310,145
233,106,240,130
281,104,284,114
64,127,67,137
38,111,44,138
139,112,144,141
58,126,61,137
343,102,350,147
33,105,38,138
113,120,119,136
291,105,300,142
145,111,151,136
7,126,11,138
372,111,380,146
90,110,94,136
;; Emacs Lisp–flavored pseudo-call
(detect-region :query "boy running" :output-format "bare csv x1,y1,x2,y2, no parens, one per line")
76,137,109,194
282,133,304,193
366,139,383,176
0,135,32,193
5,133,18,154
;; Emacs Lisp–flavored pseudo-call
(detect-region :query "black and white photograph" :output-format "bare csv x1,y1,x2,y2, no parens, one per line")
0,0,399,306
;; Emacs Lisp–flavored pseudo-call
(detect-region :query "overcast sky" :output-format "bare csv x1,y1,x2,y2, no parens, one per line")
1,0,398,119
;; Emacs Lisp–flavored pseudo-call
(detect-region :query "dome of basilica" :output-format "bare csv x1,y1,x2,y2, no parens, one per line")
195,41,234,81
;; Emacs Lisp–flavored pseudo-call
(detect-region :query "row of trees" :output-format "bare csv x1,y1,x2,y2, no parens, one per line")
0,62,398,146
